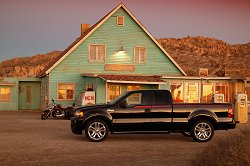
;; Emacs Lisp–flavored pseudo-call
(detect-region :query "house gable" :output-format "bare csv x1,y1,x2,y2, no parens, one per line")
43,3,186,76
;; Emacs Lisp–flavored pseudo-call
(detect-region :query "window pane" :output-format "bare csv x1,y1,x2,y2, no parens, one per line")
117,16,124,26
109,85,121,101
127,92,142,105
170,82,184,103
215,83,229,102
89,45,96,61
58,84,75,100
154,92,166,105
186,82,199,103
201,83,213,103
246,86,250,101
0,88,10,101
134,47,146,63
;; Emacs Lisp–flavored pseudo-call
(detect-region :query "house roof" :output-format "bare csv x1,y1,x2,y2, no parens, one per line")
39,3,186,77
86,74,166,84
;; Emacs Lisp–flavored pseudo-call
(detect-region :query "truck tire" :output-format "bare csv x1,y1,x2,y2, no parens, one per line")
191,120,214,142
85,119,109,142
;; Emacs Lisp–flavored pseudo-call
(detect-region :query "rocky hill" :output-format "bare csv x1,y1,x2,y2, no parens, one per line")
158,36,250,77
0,36,250,78
0,51,61,77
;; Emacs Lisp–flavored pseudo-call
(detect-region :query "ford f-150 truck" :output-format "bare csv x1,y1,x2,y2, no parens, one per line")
71,90,236,142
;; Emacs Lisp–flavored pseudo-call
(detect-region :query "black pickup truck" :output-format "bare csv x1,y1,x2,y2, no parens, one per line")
71,90,236,142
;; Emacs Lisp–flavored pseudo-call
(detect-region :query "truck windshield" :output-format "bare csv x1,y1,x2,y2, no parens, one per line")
108,92,128,105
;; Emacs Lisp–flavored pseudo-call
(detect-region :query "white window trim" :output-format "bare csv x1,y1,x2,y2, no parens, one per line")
88,44,106,62
134,46,146,63
57,83,76,101
117,16,124,26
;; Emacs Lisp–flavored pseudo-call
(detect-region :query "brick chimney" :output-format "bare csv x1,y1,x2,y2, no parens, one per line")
81,24,90,35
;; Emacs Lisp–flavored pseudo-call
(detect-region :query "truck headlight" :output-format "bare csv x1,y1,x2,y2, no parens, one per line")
75,111,84,118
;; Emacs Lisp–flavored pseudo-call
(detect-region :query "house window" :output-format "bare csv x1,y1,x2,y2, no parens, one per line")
117,16,124,26
89,45,106,62
127,85,140,91
186,82,199,103
108,84,121,101
57,83,75,100
201,83,214,103
215,83,229,102
0,88,10,102
170,81,184,103
134,46,146,63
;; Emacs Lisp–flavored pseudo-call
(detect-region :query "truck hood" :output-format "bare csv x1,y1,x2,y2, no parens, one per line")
75,103,108,111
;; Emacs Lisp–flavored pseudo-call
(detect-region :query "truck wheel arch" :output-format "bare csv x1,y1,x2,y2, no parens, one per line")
188,115,218,130
83,115,113,133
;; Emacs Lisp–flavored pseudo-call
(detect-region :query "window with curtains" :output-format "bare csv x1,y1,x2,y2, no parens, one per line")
57,83,75,100
89,45,106,62
134,46,146,63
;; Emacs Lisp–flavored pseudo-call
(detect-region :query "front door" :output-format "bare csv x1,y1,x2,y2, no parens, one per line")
18,82,41,110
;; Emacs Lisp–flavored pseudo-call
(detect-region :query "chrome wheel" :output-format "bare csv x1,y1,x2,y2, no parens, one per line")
85,119,109,142
191,120,214,142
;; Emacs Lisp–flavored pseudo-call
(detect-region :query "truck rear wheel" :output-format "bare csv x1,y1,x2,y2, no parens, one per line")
85,119,109,142
191,120,214,142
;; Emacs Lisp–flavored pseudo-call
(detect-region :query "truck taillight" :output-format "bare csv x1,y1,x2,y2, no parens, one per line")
228,108,234,118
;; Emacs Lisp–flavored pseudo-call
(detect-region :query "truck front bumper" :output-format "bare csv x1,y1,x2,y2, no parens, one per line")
71,118,84,135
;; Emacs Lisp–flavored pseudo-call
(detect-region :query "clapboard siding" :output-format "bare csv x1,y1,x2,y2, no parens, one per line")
49,8,183,104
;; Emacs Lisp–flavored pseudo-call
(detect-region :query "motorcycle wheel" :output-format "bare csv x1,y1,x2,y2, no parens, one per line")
41,110,50,120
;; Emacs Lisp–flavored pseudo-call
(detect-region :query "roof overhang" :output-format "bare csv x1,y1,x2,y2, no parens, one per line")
82,74,166,85
0,81,15,86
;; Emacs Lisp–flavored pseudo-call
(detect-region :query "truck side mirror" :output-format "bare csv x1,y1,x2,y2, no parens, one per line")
119,100,127,109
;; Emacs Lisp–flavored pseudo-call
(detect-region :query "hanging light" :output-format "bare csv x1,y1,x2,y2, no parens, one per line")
117,46,126,53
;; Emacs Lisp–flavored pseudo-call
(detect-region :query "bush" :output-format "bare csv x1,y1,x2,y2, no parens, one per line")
192,126,250,166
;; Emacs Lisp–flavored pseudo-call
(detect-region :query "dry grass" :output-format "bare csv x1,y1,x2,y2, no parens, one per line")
192,125,250,166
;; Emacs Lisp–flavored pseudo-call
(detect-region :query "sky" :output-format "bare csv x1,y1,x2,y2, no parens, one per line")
0,0,250,62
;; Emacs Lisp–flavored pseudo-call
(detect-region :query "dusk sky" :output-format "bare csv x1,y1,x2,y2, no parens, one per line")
0,0,250,62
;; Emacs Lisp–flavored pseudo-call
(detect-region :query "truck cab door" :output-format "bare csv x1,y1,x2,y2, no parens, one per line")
111,91,152,132
150,91,172,131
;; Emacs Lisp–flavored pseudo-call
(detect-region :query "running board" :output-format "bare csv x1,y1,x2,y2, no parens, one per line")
112,131,171,134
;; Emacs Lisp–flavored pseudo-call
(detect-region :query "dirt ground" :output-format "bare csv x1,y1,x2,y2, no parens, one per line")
0,111,249,166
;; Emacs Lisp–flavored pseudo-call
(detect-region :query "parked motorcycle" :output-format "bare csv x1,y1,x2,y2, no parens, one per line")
41,99,75,120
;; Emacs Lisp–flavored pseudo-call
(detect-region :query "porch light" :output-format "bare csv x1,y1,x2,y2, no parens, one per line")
117,46,126,53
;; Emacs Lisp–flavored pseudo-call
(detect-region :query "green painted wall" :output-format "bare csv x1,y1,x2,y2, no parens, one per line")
0,78,19,110
49,7,184,105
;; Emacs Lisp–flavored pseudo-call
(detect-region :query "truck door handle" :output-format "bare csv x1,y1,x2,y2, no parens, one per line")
145,109,151,112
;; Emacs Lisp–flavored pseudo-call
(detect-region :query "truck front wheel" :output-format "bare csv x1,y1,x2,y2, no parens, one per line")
85,119,109,142
191,120,214,142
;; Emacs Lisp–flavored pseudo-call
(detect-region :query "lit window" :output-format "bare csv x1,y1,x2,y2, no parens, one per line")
117,16,124,26
57,83,75,100
89,45,106,62
134,47,146,63
215,83,229,102
170,82,184,103
127,92,142,105
108,84,121,101
0,88,10,102
201,83,214,103
186,82,199,103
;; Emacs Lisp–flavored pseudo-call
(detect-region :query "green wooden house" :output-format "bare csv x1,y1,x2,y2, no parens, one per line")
0,77,41,111
38,3,186,109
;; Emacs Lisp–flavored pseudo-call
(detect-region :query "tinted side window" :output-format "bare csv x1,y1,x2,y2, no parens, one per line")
153,91,172,105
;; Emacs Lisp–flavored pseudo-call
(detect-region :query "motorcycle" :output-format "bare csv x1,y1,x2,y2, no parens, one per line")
41,99,75,120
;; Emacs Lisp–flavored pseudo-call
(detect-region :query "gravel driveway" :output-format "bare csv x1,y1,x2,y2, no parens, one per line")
0,111,248,166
